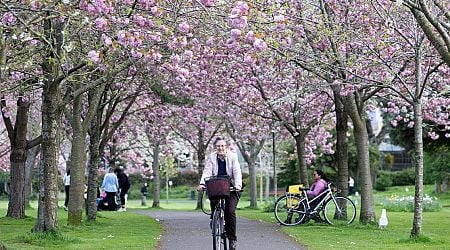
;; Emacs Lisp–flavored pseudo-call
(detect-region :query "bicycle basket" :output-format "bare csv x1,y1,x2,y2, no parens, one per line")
205,176,230,200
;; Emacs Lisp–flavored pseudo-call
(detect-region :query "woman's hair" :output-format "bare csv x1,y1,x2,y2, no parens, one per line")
66,169,70,175
213,136,227,146
114,168,122,174
315,169,329,183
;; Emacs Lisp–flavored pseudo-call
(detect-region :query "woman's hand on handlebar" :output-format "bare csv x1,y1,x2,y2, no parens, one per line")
197,185,206,192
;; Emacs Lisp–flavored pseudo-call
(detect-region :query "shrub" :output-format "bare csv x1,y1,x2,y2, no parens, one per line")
383,194,442,212
391,168,415,186
172,170,200,186
262,202,275,213
375,172,393,191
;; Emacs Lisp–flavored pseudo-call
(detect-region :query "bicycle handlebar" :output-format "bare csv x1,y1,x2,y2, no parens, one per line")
200,186,244,192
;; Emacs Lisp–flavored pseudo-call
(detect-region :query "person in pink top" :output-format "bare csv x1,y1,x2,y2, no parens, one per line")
306,170,329,198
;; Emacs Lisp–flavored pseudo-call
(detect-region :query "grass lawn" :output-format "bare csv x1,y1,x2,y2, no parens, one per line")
1,185,449,249
0,201,162,250
238,185,450,250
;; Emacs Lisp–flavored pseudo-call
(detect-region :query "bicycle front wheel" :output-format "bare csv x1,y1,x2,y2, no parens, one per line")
274,194,306,226
323,196,356,225
212,209,225,250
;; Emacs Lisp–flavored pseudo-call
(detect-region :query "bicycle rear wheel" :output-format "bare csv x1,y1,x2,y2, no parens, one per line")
274,194,306,226
323,196,356,225
212,209,226,250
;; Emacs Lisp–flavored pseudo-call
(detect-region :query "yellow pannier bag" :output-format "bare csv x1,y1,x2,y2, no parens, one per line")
285,184,303,207
287,184,303,195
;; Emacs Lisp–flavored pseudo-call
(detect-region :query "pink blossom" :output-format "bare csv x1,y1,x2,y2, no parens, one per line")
244,54,254,63
390,120,398,127
179,36,188,47
160,25,169,34
133,15,146,27
131,49,143,58
200,0,214,7
86,4,98,14
428,131,439,140
102,34,112,46
231,1,249,17
150,6,159,15
1,107,11,119
183,50,194,59
117,30,127,45
31,1,43,11
88,50,101,63
245,31,255,44
152,52,162,62
253,38,267,52
11,71,25,81
95,17,108,31
178,21,190,33
230,29,242,40
229,16,247,29
171,54,181,65
178,67,190,76
274,14,285,22
206,37,215,46
2,12,17,26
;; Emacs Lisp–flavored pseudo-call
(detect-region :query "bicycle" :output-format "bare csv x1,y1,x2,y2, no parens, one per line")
200,178,243,250
274,182,356,226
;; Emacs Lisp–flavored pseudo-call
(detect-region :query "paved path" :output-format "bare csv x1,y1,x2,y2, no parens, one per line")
135,210,305,250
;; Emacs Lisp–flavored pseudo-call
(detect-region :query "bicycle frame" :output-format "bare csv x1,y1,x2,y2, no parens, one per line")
274,183,356,226
300,183,334,213
200,187,243,250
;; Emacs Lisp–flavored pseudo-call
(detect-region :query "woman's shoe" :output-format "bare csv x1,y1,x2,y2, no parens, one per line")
229,240,237,250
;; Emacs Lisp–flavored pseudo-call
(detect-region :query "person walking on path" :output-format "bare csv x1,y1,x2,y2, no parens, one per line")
63,169,70,211
197,136,242,250
140,182,148,206
115,167,131,212
348,176,355,195
99,167,119,211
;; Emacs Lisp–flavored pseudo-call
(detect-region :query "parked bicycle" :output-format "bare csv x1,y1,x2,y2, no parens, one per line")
200,176,243,250
274,182,356,226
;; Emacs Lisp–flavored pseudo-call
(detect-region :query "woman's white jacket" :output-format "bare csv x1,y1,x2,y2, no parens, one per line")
200,151,242,189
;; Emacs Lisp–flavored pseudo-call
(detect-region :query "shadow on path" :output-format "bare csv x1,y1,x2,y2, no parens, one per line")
135,210,305,250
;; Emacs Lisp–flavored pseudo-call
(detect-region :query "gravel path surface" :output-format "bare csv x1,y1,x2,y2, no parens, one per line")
135,210,305,250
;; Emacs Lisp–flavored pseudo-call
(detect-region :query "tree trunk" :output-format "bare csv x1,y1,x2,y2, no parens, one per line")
86,114,101,221
24,145,40,207
294,135,309,186
411,100,424,237
33,11,64,232
333,88,349,197
195,136,207,210
67,93,87,225
345,95,376,224
411,44,425,238
34,82,61,232
248,158,257,208
152,143,161,208
443,176,449,192
6,98,30,219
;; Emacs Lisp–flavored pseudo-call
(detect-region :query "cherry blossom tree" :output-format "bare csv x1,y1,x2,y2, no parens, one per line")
394,0,450,67
371,3,450,237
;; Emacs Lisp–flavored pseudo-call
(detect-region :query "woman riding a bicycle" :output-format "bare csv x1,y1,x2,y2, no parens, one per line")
197,137,242,250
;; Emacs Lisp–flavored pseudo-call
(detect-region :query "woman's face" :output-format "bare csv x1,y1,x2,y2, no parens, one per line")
215,140,228,157
313,171,321,181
